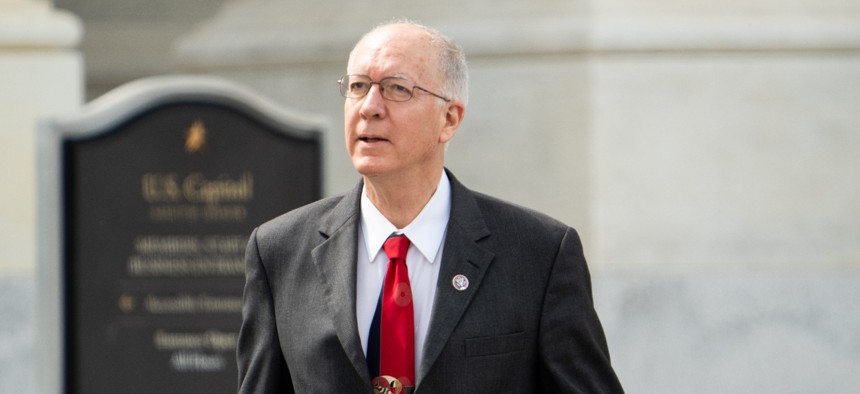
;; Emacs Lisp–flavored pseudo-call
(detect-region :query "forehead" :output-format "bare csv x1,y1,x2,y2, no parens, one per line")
348,25,439,81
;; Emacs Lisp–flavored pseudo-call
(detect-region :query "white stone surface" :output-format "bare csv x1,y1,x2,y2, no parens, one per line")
596,273,860,393
174,1,588,68
447,57,592,232
0,4,80,391
0,276,36,393
54,0,230,98
590,54,860,271
0,0,81,48
0,1,83,276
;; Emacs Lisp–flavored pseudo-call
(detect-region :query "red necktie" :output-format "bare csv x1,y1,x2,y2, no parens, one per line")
378,234,415,389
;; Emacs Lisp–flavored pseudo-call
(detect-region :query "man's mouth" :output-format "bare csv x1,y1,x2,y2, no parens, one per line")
359,136,386,143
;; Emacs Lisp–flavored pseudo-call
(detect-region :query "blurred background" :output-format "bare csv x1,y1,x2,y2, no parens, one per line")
2,0,859,392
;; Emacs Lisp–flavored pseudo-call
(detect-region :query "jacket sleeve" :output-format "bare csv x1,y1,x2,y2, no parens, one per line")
538,227,625,393
236,227,294,393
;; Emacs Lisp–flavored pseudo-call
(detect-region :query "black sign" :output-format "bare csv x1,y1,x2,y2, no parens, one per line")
57,83,321,393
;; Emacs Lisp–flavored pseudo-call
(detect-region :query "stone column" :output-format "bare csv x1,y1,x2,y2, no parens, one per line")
0,1,82,392
0,0,82,275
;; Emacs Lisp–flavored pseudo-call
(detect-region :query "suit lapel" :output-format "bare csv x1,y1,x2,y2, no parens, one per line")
418,171,494,383
312,172,495,385
310,181,372,382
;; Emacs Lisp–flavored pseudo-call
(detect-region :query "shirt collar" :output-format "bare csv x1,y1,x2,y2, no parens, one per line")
360,171,451,264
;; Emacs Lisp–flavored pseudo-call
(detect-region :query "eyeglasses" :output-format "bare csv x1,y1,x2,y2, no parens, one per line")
338,75,451,102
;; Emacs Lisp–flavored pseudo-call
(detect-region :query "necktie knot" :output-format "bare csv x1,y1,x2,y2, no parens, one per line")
383,234,410,261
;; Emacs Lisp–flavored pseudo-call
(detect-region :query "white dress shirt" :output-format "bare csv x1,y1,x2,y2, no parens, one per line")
356,172,451,378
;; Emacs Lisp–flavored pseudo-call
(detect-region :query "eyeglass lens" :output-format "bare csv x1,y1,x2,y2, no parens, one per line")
340,76,414,102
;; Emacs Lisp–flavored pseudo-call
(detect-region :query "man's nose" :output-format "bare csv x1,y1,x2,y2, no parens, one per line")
359,84,386,118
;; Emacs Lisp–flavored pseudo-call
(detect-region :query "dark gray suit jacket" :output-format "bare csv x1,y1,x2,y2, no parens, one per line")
237,171,623,393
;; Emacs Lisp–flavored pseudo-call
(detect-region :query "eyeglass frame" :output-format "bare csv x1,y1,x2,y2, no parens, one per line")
338,74,451,103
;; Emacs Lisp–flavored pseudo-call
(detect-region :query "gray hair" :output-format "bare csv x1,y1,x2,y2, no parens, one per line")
349,19,470,105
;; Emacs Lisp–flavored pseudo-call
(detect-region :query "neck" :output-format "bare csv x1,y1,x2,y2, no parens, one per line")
364,167,443,229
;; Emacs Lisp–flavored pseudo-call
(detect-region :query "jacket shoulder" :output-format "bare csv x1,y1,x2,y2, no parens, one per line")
470,190,571,236
254,194,346,242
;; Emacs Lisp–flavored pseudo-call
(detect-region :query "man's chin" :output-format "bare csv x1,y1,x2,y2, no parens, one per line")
352,159,391,177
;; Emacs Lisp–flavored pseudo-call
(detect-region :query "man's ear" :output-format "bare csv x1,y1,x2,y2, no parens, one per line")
439,101,465,143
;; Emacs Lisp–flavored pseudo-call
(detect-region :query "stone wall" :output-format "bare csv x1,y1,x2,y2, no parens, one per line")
0,1,82,391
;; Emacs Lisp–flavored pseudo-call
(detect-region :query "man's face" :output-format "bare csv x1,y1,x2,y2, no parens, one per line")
344,25,461,179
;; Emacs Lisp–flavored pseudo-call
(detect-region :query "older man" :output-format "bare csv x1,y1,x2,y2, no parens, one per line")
237,21,624,393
